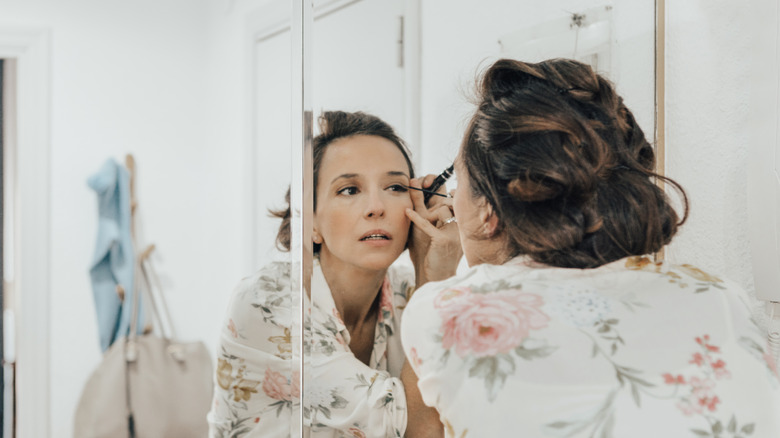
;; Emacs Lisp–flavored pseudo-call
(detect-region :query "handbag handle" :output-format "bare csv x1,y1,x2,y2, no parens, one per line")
129,244,179,342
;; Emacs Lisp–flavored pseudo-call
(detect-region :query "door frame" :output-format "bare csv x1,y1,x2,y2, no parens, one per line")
0,25,52,438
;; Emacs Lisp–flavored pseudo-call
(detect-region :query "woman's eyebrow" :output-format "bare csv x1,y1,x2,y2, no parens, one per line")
331,171,409,185
330,173,359,184
387,171,410,179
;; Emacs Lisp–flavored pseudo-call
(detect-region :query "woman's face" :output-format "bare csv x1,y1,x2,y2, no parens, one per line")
314,135,413,273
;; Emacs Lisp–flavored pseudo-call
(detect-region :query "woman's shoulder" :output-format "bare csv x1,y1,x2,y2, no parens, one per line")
242,261,293,292
403,256,748,316
233,261,293,297
407,261,497,303
226,261,294,330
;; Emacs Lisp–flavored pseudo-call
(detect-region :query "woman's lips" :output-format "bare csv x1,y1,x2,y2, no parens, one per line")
359,229,392,245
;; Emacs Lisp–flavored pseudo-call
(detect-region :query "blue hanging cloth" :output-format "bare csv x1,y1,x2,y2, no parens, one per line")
87,158,145,352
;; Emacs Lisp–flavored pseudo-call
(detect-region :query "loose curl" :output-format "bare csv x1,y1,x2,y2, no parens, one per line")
270,110,415,253
461,58,688,268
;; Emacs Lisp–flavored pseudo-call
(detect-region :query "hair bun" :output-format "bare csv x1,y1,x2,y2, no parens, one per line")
507,178,562,202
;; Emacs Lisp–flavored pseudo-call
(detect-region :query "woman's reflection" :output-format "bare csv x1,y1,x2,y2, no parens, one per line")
208,111,460,437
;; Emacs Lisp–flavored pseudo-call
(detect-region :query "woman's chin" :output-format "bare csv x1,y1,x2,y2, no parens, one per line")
355,250,404,272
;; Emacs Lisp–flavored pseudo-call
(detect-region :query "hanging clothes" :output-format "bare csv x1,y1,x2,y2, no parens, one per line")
87,158,145,352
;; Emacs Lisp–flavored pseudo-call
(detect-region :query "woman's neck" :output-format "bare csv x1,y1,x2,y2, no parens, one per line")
465,234,514,267
318,252,386,330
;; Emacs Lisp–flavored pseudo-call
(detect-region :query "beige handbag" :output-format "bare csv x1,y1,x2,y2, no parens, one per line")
73,246,213,438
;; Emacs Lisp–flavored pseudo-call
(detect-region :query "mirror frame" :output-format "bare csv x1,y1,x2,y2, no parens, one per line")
655,0,666,262
290,0,313,436
288,0,666,434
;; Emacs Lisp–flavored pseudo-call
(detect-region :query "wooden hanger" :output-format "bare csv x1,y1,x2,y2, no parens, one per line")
125,154,138,238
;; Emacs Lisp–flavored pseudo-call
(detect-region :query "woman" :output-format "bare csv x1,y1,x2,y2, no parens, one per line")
208,110,460,437
401,59,780,437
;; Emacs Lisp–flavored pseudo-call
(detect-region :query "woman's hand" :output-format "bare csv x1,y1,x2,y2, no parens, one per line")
406,175,462,289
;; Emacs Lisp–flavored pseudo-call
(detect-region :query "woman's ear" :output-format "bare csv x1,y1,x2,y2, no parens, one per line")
312,215,323,244
479,203,500,237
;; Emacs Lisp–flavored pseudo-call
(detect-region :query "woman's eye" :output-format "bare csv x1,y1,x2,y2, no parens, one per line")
337,186,358,196
388,184,408,192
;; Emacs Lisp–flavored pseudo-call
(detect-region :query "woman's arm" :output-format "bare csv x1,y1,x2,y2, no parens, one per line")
401,360,444,438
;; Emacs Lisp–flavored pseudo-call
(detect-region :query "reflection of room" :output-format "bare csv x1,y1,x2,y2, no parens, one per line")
0,2,261,436
0,0,777,436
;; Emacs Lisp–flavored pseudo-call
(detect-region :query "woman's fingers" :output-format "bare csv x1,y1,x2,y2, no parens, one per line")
406,208,440,238
432,204,453,223
425,192,452,210
408,178,428,214
407,204,463,287
421,173,437,189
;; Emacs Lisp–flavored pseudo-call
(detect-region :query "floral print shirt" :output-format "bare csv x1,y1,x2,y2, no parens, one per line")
208,260,414,438
401,256,780,438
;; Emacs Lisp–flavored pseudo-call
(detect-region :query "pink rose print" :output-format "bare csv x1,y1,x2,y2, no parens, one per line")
662,373,685,385
348,427,367,438
710,359,730,379
380,277,394,316
262,368,292,401
665,335,728,417
690,377,717,405
689,352,705,366
437,289,550,358
434,287,471,312
696,335,720,353
675,377,718,416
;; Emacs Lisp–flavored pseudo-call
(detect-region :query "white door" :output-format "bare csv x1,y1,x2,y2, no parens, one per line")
311,0,406,136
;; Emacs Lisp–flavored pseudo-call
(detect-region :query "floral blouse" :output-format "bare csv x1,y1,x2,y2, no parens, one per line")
401,256,780,438
208,260,415,438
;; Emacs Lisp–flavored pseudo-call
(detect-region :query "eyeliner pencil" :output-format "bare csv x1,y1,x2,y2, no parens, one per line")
424,164,454,204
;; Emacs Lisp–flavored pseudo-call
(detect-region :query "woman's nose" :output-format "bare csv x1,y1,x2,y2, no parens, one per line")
365,191,385,218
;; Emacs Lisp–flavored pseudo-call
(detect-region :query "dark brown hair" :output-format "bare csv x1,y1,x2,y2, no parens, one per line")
461,58,688,268
271,110,414,252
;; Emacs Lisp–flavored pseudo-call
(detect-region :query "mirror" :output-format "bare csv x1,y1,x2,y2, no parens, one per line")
304,0,657,273
297,0,658,435
305,0,657,193
0,0,657,435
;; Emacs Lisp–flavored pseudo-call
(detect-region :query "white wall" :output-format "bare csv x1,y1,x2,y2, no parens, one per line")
418,0,656,180
0,0,263,435
663,1,755,294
